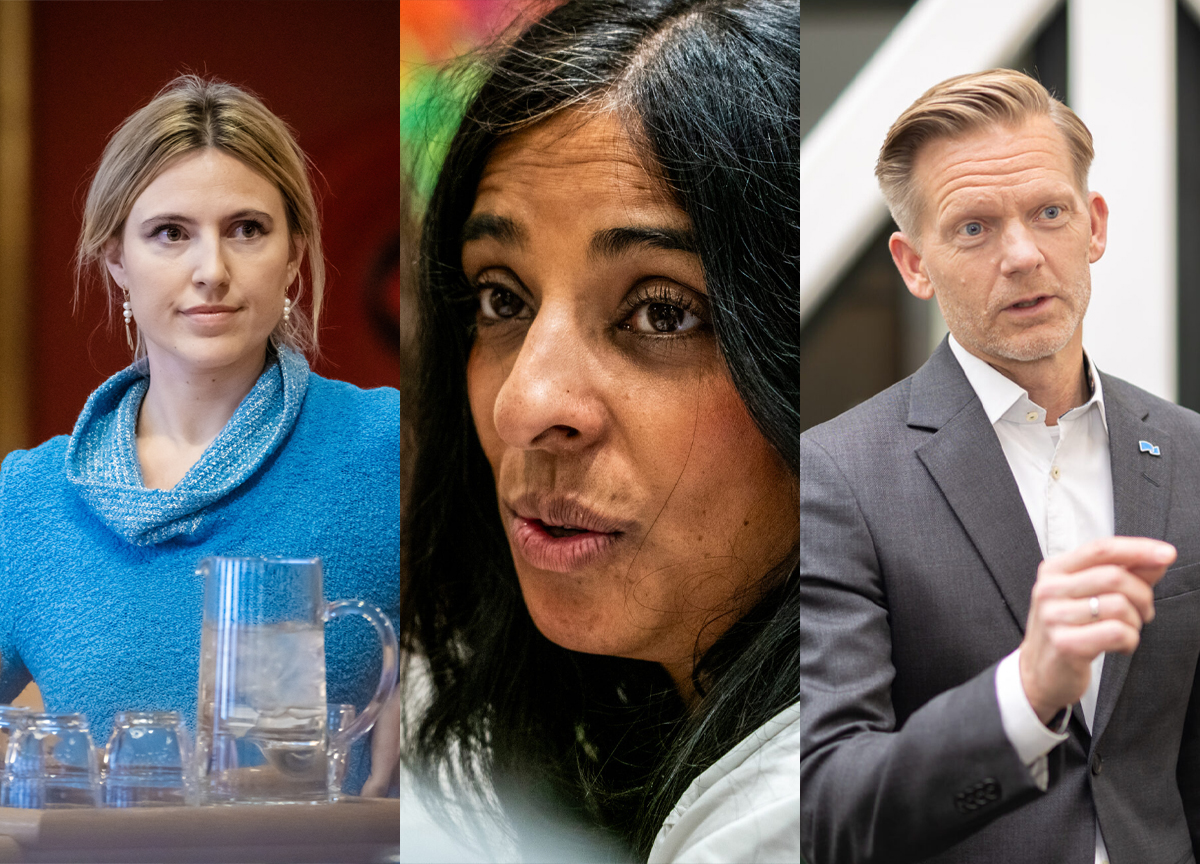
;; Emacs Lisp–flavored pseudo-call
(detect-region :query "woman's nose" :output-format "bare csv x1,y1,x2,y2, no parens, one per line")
192,233,230,291
491,311,606,452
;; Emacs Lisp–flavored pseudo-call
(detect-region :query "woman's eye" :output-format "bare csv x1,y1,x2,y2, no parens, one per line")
478,284,527,320
154,225,184,242
626,300,702,335
236,221,264,239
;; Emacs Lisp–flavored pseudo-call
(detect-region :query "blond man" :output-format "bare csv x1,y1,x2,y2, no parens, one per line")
800,69,1200,864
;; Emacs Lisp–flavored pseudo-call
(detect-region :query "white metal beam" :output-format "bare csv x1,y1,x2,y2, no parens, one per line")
799,0,1063,327
1069,0,1177,400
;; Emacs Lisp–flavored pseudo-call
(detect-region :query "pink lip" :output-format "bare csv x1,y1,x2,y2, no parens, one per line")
182,305,240,316
1004,295,1053,315
504,495,632,574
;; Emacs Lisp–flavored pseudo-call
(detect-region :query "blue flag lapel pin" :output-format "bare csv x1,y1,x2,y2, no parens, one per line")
1139,440,1162,456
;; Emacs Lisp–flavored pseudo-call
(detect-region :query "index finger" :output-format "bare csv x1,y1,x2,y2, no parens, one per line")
1043,536,1176,583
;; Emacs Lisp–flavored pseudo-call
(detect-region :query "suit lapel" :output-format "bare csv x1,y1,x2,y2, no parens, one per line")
910,341,1044,632
1092,376,1172,744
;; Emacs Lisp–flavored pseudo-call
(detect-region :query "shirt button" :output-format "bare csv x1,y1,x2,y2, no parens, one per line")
1026,411,1039,422
1051,466,1061,480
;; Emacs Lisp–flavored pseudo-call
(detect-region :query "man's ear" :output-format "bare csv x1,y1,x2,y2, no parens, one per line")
888,231,934,300
103,236,126,287
1087,192,1109,264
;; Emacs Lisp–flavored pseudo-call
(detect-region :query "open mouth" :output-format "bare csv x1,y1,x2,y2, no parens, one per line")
542,523,589,539
507,509,628,573
1008,295,1049,311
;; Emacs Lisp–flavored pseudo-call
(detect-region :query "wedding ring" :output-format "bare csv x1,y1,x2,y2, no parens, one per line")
1089,596,1100,620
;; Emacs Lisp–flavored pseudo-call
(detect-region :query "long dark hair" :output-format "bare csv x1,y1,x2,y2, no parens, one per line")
402,0,799,857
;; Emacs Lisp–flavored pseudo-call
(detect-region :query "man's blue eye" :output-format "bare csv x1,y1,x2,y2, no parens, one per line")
1043,206,1061,219
962,223,982,236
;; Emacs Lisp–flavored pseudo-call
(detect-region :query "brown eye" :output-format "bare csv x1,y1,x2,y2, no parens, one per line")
648,303,684,332
627,301,701,335
478,285,528,320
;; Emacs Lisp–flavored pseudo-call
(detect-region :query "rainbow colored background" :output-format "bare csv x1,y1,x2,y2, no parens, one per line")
400,0,540,207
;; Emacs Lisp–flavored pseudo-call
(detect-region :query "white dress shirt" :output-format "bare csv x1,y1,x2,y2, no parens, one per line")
948,336,1114,864
648,702,801,863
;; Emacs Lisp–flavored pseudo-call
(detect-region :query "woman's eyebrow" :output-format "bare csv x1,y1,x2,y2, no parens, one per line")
226,209,274,223
462,213,526,246
589,226,696,259
139,212,194,227
137,209,274,227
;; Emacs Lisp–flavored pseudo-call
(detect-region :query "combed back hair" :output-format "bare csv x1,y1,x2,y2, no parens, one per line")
875,68,1094,238
403,0,798,860
75,74,325,357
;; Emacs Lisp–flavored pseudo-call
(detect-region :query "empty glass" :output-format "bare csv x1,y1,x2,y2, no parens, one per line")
326,703,356,801
104,711,191,806
3,712,102,808
0,706,30,803
0,705,30,752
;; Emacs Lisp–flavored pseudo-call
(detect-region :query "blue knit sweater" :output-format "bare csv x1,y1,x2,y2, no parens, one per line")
0,349,400,794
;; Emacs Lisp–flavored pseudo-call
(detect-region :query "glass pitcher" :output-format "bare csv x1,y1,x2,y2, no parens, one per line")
195,556,397,804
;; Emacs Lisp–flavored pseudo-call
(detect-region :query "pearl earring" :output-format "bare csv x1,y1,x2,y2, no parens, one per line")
283,295,292,325
122,288,134,351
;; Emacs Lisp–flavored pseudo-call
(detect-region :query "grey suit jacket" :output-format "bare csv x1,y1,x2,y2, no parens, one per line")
800,338,1200,864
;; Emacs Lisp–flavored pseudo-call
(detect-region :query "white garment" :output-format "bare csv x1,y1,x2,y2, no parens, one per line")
949,336,1115,864
647,702,800,864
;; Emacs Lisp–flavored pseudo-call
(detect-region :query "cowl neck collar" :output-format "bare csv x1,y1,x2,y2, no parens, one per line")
65,347,310,546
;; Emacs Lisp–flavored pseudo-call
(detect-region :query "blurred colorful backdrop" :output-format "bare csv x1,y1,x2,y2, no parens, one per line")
400,0,544,207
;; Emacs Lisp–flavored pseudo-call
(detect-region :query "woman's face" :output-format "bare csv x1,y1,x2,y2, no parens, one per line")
105,147,303,375
464,111,798,693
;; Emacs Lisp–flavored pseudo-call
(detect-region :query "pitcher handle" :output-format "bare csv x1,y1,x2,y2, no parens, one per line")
324,599,398,752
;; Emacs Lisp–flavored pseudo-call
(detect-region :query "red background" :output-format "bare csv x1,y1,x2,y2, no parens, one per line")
29,1,401,444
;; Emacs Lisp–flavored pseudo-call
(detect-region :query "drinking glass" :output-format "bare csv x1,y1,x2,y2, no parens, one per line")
195,556,397,804
326,703,356,801
3,713,102,808
104,711,191,806
0,705,30,754
0,706,30,804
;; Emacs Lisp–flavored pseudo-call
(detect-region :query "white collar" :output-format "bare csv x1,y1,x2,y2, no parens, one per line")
947,334,1107,431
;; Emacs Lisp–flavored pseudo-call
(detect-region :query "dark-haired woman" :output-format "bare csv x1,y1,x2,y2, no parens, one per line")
399,0,799,859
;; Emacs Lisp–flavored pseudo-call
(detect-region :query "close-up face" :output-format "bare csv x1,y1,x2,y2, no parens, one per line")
463,110,798,691
105,147,303,375
890,116,1108,368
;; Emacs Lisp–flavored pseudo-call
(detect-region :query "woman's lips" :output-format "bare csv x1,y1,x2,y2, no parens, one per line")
509,516,622,573
181,305,240,326
503,495,631,573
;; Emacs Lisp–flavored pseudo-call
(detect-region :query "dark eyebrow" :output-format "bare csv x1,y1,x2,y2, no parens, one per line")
227,209,274,223
138,209,274,227
462,213,527,246
139,213,194,227
589,226,697,259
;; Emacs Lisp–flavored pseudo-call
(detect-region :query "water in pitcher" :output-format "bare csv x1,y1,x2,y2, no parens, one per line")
197,621,330,802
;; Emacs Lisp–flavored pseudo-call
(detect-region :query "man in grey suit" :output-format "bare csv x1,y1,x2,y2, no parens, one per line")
800,69,1200,864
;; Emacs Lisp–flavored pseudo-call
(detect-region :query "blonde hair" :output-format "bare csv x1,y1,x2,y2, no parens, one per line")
75,74,325,357
875,69,1094,238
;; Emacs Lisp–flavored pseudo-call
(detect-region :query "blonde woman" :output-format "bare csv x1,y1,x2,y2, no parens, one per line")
0,76,399,796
